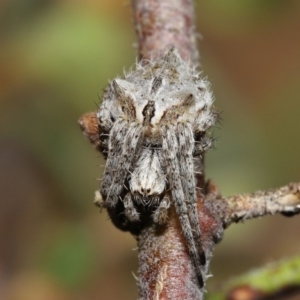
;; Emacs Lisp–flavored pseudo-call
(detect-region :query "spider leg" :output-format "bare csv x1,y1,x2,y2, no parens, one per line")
107,122,144,207
100,119,129,202
153,194,170,225
123,192,140,222
193,136,213,156
177,123,206,266
161,125,204,288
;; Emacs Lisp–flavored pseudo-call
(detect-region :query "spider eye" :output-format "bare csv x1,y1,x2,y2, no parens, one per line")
140,187,151,195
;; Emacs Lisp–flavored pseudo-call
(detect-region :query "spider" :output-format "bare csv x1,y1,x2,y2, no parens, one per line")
79,47,217,288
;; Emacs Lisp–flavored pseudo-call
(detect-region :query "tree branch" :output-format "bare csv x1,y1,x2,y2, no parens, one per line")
132,0,199,64
220,182,300,227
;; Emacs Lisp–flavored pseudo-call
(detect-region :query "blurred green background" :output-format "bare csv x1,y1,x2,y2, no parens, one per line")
0,0,299,299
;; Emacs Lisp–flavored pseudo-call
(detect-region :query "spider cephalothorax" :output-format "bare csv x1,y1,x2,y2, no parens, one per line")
93,47,217,287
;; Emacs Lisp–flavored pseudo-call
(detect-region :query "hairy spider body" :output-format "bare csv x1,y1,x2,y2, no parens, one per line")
97,47,217,287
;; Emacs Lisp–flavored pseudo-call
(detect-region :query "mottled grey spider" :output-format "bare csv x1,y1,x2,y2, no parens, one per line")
83,47,217,287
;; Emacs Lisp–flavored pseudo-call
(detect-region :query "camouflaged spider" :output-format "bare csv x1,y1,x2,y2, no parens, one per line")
80,47,217,287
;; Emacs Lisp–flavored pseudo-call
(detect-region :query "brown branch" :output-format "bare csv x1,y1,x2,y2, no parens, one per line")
220,182,300,227
137,208,203,300
137,185,226,300
132,0,199,64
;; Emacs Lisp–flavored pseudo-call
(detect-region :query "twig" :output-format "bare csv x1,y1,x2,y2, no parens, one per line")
220,182,300,227
132,0,199,64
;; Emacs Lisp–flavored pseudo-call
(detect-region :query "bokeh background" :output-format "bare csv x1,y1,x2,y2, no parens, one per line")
0,0,300,299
